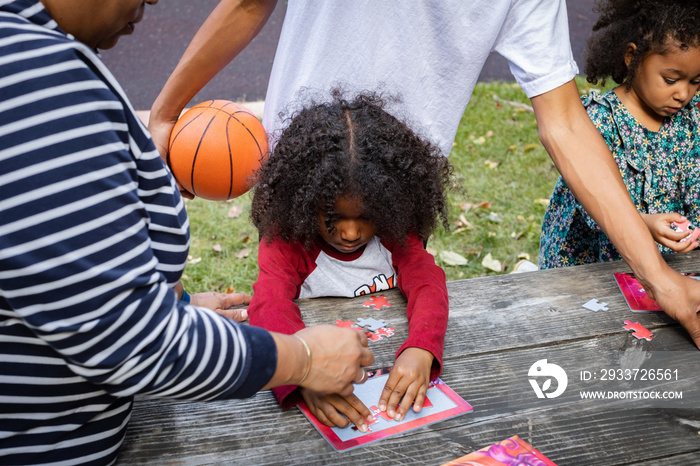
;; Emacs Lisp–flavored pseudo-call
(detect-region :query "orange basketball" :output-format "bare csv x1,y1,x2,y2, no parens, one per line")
168,100,268,200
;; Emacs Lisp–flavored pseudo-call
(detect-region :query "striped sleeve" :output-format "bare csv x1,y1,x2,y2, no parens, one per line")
0,8,276,464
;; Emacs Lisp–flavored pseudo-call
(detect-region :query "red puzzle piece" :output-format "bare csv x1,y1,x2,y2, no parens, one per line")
334,319,358,329
335,320,366,334
366,327,395,341
623,320,653,341
363,295,391,310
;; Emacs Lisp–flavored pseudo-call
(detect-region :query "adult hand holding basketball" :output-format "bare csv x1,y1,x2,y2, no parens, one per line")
167,100,268,200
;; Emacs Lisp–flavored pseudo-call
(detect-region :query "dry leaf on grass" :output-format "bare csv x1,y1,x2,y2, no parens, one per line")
482,253,503,272
212,244,222,252
487,212,503,223
440,250,468,266
235,248,250,259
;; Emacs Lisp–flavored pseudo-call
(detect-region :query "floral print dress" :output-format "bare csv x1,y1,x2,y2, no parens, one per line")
539,89,700,269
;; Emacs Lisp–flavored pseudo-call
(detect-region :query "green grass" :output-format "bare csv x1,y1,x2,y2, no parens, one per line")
182,77,611,295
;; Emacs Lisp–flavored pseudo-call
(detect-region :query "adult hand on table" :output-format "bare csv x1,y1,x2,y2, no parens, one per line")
192,292,252,322
641,269,700,350
263,325,374,395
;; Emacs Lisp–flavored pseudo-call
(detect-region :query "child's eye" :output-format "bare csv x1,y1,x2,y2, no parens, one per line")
664,78,677,85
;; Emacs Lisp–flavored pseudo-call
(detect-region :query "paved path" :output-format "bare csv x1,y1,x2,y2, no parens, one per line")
101,0,597,111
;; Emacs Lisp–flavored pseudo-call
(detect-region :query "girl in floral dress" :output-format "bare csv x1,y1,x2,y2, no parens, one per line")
539,0,700,268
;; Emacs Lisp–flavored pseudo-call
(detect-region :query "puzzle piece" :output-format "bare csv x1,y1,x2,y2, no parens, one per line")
582,298,609,312
366,327,395,341
362,295,391,310
334,319,359,329
670,219,700,243
356,317,387,332
623,320,653,341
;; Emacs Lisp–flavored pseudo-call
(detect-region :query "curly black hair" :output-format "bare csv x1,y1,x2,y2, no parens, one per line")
251,89,452,248
584,0,700,87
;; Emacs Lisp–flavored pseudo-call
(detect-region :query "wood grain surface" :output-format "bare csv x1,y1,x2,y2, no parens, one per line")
117,253,700,465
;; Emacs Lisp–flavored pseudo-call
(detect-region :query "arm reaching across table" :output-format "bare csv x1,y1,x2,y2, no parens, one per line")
531,80,700,349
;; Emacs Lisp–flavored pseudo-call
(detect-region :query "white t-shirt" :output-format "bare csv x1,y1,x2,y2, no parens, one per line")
262,0,579,156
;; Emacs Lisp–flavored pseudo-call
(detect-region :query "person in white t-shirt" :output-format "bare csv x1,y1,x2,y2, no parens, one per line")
149,0,700,349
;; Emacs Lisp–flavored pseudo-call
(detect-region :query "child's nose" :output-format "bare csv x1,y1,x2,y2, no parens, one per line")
675,86,690,103
338,221,361,242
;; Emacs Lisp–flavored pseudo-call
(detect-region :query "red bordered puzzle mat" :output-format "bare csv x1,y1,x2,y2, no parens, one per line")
614,271,700,312
298,367,473,452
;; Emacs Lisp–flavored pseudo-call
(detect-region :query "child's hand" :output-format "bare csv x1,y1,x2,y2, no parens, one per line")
378,347,433,421
300,387,374,432
641,213,699,253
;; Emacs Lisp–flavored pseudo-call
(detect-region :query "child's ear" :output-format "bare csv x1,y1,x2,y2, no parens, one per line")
624,43,637,68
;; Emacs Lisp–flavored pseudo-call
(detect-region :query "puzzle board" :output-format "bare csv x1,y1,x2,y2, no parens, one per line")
614,272,700,312
297,367,473,452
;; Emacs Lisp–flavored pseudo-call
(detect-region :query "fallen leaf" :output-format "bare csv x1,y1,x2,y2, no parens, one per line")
426,246,437,256
508,145,517,152
212,244,222,252
225,286,236,293
228,205,244,218
523,143,539,152
236,248,250,259
240,235,251,243
487,212,503,223
534,198,550,206
458,202,473,211
188,257,202,265
482,253,503,272
486,130,494,137
440,250,468,266
476,201,492,209
454,214,473,229
473,136,486,145
518,252,531,260
488,232,497,237
484,160,499,169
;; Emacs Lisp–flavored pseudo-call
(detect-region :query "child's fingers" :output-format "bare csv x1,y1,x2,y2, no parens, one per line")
411,384,428,412
382,374,412,420
377,371,400,413
394,378,431,420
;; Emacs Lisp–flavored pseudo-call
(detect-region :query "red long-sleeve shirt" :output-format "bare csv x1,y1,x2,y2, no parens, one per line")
248,234,449,408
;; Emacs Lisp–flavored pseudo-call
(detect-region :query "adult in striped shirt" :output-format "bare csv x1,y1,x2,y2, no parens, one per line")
0,1,373,464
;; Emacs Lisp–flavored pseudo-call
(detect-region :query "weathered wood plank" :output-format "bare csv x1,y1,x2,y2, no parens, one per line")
118,327,700,464
117,252,700,464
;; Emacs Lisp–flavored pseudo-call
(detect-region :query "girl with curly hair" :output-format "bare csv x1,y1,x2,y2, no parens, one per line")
246,89,452,433
539,0,700,269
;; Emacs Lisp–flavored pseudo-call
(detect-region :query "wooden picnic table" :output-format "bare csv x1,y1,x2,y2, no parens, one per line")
117,253,700,465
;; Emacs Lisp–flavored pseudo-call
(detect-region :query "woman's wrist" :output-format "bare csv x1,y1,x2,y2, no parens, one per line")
263,332,312,390
293,334,312,385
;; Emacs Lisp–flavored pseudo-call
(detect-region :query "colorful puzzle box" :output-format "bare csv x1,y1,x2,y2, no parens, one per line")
441,435,558,466
298,367,473,452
